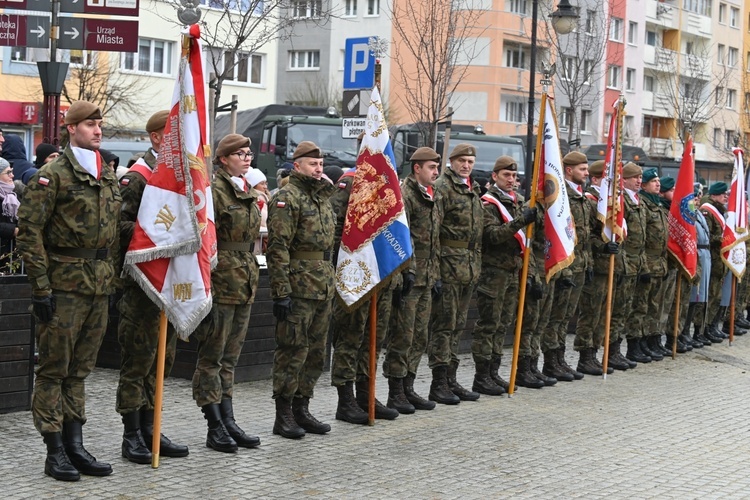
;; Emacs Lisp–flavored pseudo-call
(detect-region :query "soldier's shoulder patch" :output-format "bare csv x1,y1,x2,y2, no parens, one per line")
276,201,286,208
38,176,50,186
338,182,347,189
120,178,130,186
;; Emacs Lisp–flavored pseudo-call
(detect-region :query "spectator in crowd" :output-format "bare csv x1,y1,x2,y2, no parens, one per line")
0,157,20,273
2,134,37,184
245,168,269,256
34,143,60,168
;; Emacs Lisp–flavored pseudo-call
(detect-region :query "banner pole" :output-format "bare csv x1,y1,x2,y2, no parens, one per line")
729,275,736,346
151,311,168,468
671,277,682,359
368,293,377,425
601,255,615,379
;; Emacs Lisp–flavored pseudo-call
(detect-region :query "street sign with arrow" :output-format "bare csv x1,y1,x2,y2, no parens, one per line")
0,13,49,48
58,16,137,52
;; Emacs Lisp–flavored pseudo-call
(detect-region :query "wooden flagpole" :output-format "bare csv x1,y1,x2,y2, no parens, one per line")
508,92,545,396
729,275,736,345
368,292,377,425
151,311,168,468
671,277,682,359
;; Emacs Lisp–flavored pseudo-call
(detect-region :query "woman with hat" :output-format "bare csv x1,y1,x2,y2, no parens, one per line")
245,168,269,256
191,133,262,453
0,157,20,273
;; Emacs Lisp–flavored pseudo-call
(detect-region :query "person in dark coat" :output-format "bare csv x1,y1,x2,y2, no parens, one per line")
1,134,37,184
34,143,60,168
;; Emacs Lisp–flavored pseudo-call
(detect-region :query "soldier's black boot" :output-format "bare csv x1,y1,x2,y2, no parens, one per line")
62,421,112,476
219,398,261,448
429,366,460,405
447,361,480,401
335,382,369,424
640,337,663,361
607,342,630,371
404,372,435,410
665,335,687,354
626,338,652,363
490,355,517,392
576,348,603,376
529,357,557,386
542,349,574,382
592,349,613,374
694,325,712,346
472,360,505,395
616,339,637,368
387,377,417,413
723,319,748,336
292,396,331,434
558,347,584,380
651,334,671,356
273,397,306,438
121,411,153,464
356,379,399,419
201,404,238,452
516,356,545,388
141,408,190,457
735,314,750,329
42,432,80,482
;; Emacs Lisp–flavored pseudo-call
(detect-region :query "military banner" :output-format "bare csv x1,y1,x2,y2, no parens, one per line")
598,100,625,243
721,147,748,278
667,136,698,278
335,86,413,309
123,24,217,338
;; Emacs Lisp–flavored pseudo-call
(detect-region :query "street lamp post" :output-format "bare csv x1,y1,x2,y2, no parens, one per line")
524,0,579,195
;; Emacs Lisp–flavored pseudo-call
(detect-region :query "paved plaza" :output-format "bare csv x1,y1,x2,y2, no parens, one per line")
1,336,749,499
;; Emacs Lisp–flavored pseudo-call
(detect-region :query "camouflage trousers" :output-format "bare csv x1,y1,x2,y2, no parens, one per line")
632,272,668,337
665,272,690,336
520,277,556,357
383,285,431,379
116,285,178,414
331,288,392,386
272,297,331,401
192,302,251,407
32,291,108,434
472,266,518,364
428,282,474,368
706,258,726,324
735,272,750,318
541,270,585,353
574,272,608,351
612,275,637,341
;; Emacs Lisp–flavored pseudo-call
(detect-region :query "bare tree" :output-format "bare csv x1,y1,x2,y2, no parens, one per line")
389,0,488,148
285,74,342,110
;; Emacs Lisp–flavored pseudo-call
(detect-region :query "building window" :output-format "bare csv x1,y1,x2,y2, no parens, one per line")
561,56,574,80
717,44,725,64
292,0,322,18
604,113,612,136
582,59,593,84
70,50,95,68
745,92,750,111
507,0,528,15
642,116,653,137
725,130,735,148
559,107,573,130
627,21,637,44
289,50,320,70
610,17,623,41
585,10,595,34
366,0,379,15
719,3,727,23
10,47,36,62
715,87,724,106
727,88,737,109
646,30,657,46
607,65,621,89
122,39,173,75
682,0,711,16
626,68,636,91
504,44,527,69
728,47,738,67
504,101,526,123
223,51,264,84
643,74,655,92
344,0,356,16
730,7,739,27
580,110,591,132
713,128,722,147
200,0,265,14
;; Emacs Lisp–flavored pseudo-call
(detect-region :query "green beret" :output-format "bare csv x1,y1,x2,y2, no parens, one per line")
64,100,102,125
660,177,675,192
292,140,323,160
214,133,251,164
146,110,170,133
410,147,440,162
562,151,587,166
708,182,729,195
493,155,517,172
642,168,658,184
588,160,605,177
622,162,642,179
449,143,476,160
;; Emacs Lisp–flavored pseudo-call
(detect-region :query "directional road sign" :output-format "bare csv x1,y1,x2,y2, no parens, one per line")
58,17,138,52
0,0,52,11
60,0,139,17
0,14,50,48
344,37,375,90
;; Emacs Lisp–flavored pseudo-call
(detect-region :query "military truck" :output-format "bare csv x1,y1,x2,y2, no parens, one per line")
214,105,359,189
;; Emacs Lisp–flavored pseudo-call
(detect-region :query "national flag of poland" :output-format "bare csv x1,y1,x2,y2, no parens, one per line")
123,24,217,339
667,136,698,278
598,101,625,243
722,147,748,278
536,97,575,281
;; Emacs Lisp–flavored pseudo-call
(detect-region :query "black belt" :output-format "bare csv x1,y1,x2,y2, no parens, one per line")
217,241,254,252
291,251,331,260
440,238,476,250
49,247,109,260
697,244,710,250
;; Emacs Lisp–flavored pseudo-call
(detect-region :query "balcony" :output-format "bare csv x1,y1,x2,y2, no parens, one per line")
681,53,710,80
682,12,712,39
644,46,676,70
646,0,677,28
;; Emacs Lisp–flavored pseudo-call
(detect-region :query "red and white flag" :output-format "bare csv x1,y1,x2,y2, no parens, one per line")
123,25,217,339
536,96,575,281
667,136,698,278
598,102,625,242
722,147,748,278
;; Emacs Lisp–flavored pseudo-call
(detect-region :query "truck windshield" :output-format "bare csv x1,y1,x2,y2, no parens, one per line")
287,123,359,161
442,140,525,174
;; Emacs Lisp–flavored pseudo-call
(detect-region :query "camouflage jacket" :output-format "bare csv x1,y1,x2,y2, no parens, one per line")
619,190,647,276
402,174,442,287
330,171,355,258
700,198,726,262
480,184,525,272
565,181,592,273
267,170,336,300
639,191,669,276
584,185,611,275
434,167,483,285
16,145,121,296
212,168,261,305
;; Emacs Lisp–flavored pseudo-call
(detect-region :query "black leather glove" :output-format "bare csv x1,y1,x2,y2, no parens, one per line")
528,279,545,300
602,242,620,255
402,272,415,297
639,273,651,284
32,294,56,323
585,268,594,284
432,279,443,298
272,297,293,321
556,277,576,290
392,288,403,308
522,207,538,225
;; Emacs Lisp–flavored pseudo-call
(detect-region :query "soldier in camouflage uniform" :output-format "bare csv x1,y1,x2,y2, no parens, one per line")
428,143,483,403
700,182,730,340
630,168,670,361
116,110,189,464
267,141,335,439
382,147,442,411
573,161,626,371
472,156,536,393
17,101,118,481
190,134,262,453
